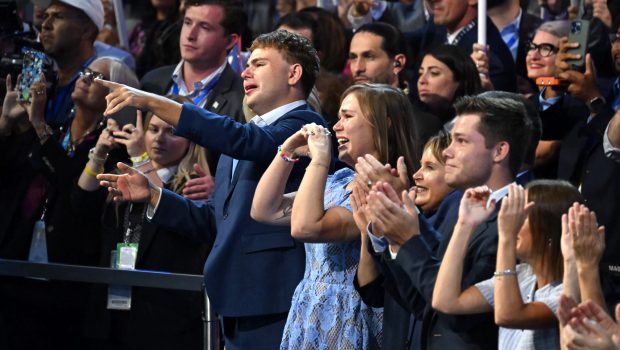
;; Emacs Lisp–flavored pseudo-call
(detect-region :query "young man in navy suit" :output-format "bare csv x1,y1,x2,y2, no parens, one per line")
96,30,326,349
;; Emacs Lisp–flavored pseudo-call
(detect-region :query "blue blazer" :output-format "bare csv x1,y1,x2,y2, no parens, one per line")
151,103,327,317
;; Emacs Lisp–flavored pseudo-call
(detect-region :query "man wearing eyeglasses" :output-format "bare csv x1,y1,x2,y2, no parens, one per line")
32,0,104,127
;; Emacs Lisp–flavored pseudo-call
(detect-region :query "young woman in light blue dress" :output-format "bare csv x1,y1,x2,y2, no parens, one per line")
251,84,419,349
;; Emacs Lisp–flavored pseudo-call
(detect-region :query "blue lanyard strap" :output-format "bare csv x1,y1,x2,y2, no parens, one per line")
170,72,221,106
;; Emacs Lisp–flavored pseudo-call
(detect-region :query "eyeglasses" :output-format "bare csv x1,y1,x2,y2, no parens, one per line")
527,42,559,57
610,33,620,44
79,67,106,82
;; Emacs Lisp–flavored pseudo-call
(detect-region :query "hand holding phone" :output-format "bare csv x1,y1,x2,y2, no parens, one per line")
565,19,590,72
16,49,46,103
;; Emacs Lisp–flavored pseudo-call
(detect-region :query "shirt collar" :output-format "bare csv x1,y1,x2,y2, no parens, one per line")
447,25,467,45
252,100,306,127
156,165,178,184
171,60,227,95
500,8,522,33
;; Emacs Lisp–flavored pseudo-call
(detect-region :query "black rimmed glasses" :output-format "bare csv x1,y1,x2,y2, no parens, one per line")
610,33,620,44
79,67,106,82
526,42,559,57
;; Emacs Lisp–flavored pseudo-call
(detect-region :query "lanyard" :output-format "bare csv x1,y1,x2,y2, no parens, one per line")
170,71,221,106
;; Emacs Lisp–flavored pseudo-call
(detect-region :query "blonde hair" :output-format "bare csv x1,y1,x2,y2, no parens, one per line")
144,95,210,194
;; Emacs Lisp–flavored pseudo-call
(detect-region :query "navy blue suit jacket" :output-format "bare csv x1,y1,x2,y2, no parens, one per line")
151,103,326,317
383,191,499,349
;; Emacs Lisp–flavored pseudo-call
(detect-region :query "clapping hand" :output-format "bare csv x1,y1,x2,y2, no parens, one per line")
355,155,409,196
498,184,534,242
568,203,605,270
367,181,420,251
457,186,496,228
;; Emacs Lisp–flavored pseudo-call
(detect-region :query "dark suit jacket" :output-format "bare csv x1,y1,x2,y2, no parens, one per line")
558,104,620,284
151,103,327,317
408,16,517,93
382,191,499,349
529,92,589,179
140,63,246,175
515,11,542,82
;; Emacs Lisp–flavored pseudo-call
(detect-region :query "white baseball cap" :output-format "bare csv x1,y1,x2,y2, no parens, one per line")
32,0,105,31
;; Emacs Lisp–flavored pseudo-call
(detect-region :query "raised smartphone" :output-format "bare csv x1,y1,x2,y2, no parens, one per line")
566,19,590,72
16,49,46,103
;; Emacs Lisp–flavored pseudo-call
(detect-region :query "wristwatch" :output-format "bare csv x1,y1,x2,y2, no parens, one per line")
588,96,607,115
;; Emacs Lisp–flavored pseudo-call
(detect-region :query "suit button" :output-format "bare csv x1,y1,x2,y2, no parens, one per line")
223,213,228,220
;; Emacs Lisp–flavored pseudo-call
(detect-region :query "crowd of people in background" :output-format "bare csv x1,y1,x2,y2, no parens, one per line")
1,0,620,349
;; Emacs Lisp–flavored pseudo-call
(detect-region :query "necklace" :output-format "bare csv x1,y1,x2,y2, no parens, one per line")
60,109,104,157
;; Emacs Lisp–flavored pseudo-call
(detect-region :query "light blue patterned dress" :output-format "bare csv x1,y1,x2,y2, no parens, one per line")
280,168,383,350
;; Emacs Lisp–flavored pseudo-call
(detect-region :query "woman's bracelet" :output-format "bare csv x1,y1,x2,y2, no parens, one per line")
131,151,149,166
88,147,108,164
493,268,517,277
278,145,299,163
84,163,102,178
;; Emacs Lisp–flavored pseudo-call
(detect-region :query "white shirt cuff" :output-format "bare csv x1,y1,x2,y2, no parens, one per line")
146,187,163,220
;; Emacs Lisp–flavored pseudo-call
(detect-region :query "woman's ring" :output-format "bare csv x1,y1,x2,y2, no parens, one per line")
367,180,373,188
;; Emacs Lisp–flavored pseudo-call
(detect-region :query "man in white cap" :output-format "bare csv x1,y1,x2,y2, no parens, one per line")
33,0,104,126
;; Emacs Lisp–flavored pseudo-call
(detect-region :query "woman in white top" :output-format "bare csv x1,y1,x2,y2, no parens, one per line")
433,180,582,349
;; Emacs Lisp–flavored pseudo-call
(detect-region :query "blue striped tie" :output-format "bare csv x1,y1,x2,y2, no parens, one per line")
500,22,519,62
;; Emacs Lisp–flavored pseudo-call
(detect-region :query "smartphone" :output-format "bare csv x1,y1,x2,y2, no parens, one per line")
566,19,590,72
16,49,46,103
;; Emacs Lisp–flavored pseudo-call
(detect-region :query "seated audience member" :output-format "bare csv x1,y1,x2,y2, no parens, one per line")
252,84,419,348
0,56,138,349
555,21,620,308
96,30,327,349
75,95,211,349
412,131,454,218
433,180,582,349
416,45,482,126
129,0,181,77
353,95,533,349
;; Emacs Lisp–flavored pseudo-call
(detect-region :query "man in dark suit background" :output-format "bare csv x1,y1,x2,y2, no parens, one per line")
411,0,517,92
140,0,246,176
488,0,542,92
95,30,326,350
357,95,533,349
